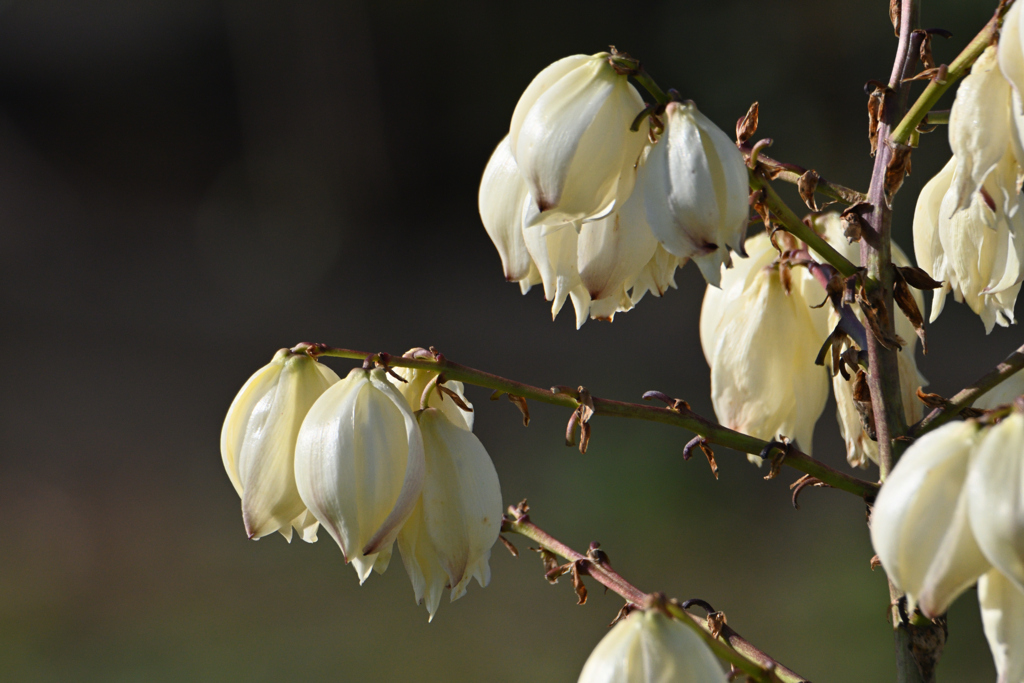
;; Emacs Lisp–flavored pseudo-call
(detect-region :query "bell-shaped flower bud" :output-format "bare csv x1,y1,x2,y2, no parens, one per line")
577,158,659,322
699,233,830,460
870,420,990,617
948,46,1014,212
577,609,727,683
398,408,502,620
642,100,749,287
509,53,648,226
392,360,474,431
220,348,339,542
812,213,927,468
294,368,425,583
979,569,1024,683
967,411,1024,591
913,155,1024,333
479,135,541,293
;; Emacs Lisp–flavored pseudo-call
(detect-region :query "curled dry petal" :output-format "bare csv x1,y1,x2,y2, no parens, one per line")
510,53,648,226
979,569,1024,683
220,349,339,542
294,368,425,583
643,101,749,287
700,233,830,460
577,609,728,683
967,412,1024,590
869,420,990,617
478,135,540,289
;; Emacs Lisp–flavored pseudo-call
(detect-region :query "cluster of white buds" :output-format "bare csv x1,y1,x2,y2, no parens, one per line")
479,52,749,327
870,405,1024,681
221,349,502,621
577,608,727,683
914,24,1024,333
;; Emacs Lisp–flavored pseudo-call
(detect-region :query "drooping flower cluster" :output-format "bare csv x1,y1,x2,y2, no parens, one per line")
914,36,1024,333
870,411,1024,681
699,218,926,464
479,53,750,327
577,609,727,683
221,349,502,620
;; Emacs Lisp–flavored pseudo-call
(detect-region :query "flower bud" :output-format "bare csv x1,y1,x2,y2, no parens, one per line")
478,135,542,292
967,411,1024,591
870,420,990,617
398,408,501,620
978,569,1024,683
913,155,1024,333
220,349,339,542
294,368,425,583
577,609,727,683
699,233,830,460
642,100,749,287
948,46,1014,212
510,53,648,226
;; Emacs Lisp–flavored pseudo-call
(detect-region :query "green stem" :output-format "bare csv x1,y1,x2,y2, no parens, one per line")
911,341,1024,436
748,169,861,278
739,142,868,206
889,5,1009,146
301,344,879,499
502,512,807,683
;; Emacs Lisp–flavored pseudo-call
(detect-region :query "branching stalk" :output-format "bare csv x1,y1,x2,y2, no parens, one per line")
739,142,868,206
502,509,808,683
889,4,1012,146
912,341,1024,435
298,344,880,499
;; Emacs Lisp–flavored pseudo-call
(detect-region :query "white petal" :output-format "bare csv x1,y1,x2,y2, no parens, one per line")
522,217,583,321
870,420,990,616
912,157,954,322
967,412,1024,589
479,136,535,282
397,501,448,621
979,569,1024,683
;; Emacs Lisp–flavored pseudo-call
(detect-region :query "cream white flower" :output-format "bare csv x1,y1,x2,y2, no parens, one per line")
699,233,830,460
948,46,1014,212
294,367,425,583
967,411,1024,591
998,0,1024,171
510,53,648,226
812,213,927,468
479,135,542,293
979,569,1024,683
642,100,749,287
398,407,502,620
869,420,990,617
220,349,339,542
577,609,727,683
913,155,1024,333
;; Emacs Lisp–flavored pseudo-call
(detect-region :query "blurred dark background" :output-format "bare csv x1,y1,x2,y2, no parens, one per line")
0,1,1013,681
